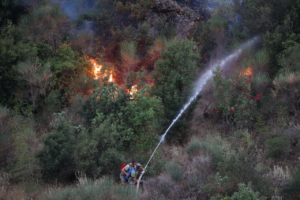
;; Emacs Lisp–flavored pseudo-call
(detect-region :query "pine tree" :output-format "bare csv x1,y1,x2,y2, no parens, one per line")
10,131,41,186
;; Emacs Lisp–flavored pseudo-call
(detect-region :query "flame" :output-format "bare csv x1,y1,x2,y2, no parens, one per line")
86,56,114,82
240,67,253,77
129,85,138,98
94,63,102,79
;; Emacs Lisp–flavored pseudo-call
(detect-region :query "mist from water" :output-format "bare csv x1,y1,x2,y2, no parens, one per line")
144,37,259,169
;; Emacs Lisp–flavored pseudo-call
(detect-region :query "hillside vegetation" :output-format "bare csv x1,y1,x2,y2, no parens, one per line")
1,0,300,199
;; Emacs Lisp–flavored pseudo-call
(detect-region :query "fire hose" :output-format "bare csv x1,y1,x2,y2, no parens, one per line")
136,170,145,193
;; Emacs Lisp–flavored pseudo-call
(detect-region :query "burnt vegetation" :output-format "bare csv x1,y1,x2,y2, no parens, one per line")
1,0,300,199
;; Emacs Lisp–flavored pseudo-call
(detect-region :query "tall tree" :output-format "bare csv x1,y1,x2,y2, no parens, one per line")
151,38,200,120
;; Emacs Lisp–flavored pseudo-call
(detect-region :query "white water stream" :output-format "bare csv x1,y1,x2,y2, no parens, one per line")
144,37,259,170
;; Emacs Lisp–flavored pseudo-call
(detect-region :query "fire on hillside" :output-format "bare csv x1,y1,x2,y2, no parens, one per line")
86,56,139,96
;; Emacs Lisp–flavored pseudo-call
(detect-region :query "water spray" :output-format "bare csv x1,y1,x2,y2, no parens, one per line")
137,37,259,192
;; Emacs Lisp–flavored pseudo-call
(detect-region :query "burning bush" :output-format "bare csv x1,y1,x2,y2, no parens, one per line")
120,41,140,81
213,66,260,129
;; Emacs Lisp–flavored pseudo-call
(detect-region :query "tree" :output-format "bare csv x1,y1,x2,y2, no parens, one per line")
10,131,41,187
209,15,228,59
151,38,200,120
233,0,289,34
15,59,52,106
233,0,300,73
76,119,122,178
120,41,139,81
0,0,24,27
19,4,69,50
76,77,163,149
0,21,52,107
37,116,75,182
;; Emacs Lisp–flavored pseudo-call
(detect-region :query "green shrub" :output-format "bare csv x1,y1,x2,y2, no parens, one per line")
266,135,289,159
185,136,226,164
151,37,200,122
221,182,267,200
145,159,166,178
76,79,163,151
185,140,201,156
0,105,10,142
0,21,52,107
217,146,272,197
75,118,123,178
200,135,227,165
15,59,52,106
212,66,259,129
203,172,229,199
37,116,75,182
46,177,138,200
165,162,183,182
284,167,300,199
10,131,41,187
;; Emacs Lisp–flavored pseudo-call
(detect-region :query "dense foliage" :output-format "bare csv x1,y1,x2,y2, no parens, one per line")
1,0,300,199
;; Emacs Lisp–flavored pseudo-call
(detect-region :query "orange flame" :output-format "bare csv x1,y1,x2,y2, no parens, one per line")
130,86,138,96
86,56,114,82
240,67,253,77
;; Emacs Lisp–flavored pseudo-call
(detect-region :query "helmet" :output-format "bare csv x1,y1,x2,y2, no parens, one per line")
136,163,142,167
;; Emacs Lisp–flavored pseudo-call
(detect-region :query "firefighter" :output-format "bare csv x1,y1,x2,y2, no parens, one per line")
120,159,137,185
126,163,146,191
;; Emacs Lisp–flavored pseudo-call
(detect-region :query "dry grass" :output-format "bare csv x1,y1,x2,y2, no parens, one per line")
143,147,212,200
143,174,181,200
0,185,46,200
267,165,291,182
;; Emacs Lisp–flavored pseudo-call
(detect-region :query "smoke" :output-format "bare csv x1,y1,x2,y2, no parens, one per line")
60,1,80,20
59,0,95,20
55,0,97,50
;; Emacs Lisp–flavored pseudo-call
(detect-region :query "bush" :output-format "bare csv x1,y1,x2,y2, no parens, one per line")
284,167,300,199
187,135,227,165
212,66,259,129
144,159,166,178
46,176,138,200
15,59,52,106
151,38,200,122
266,135,289,159
217,146,272,197
0,105,10,139
76,79,163,151
272,68,300,115
19,4,69,50
165,162,183,182
185,140,201,156
75,118,123,178
10,131,41,187
37,116,75,182
144,174,180,200
222,182,267,200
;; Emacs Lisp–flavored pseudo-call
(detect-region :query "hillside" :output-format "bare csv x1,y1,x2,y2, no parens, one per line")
1,0,300,199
